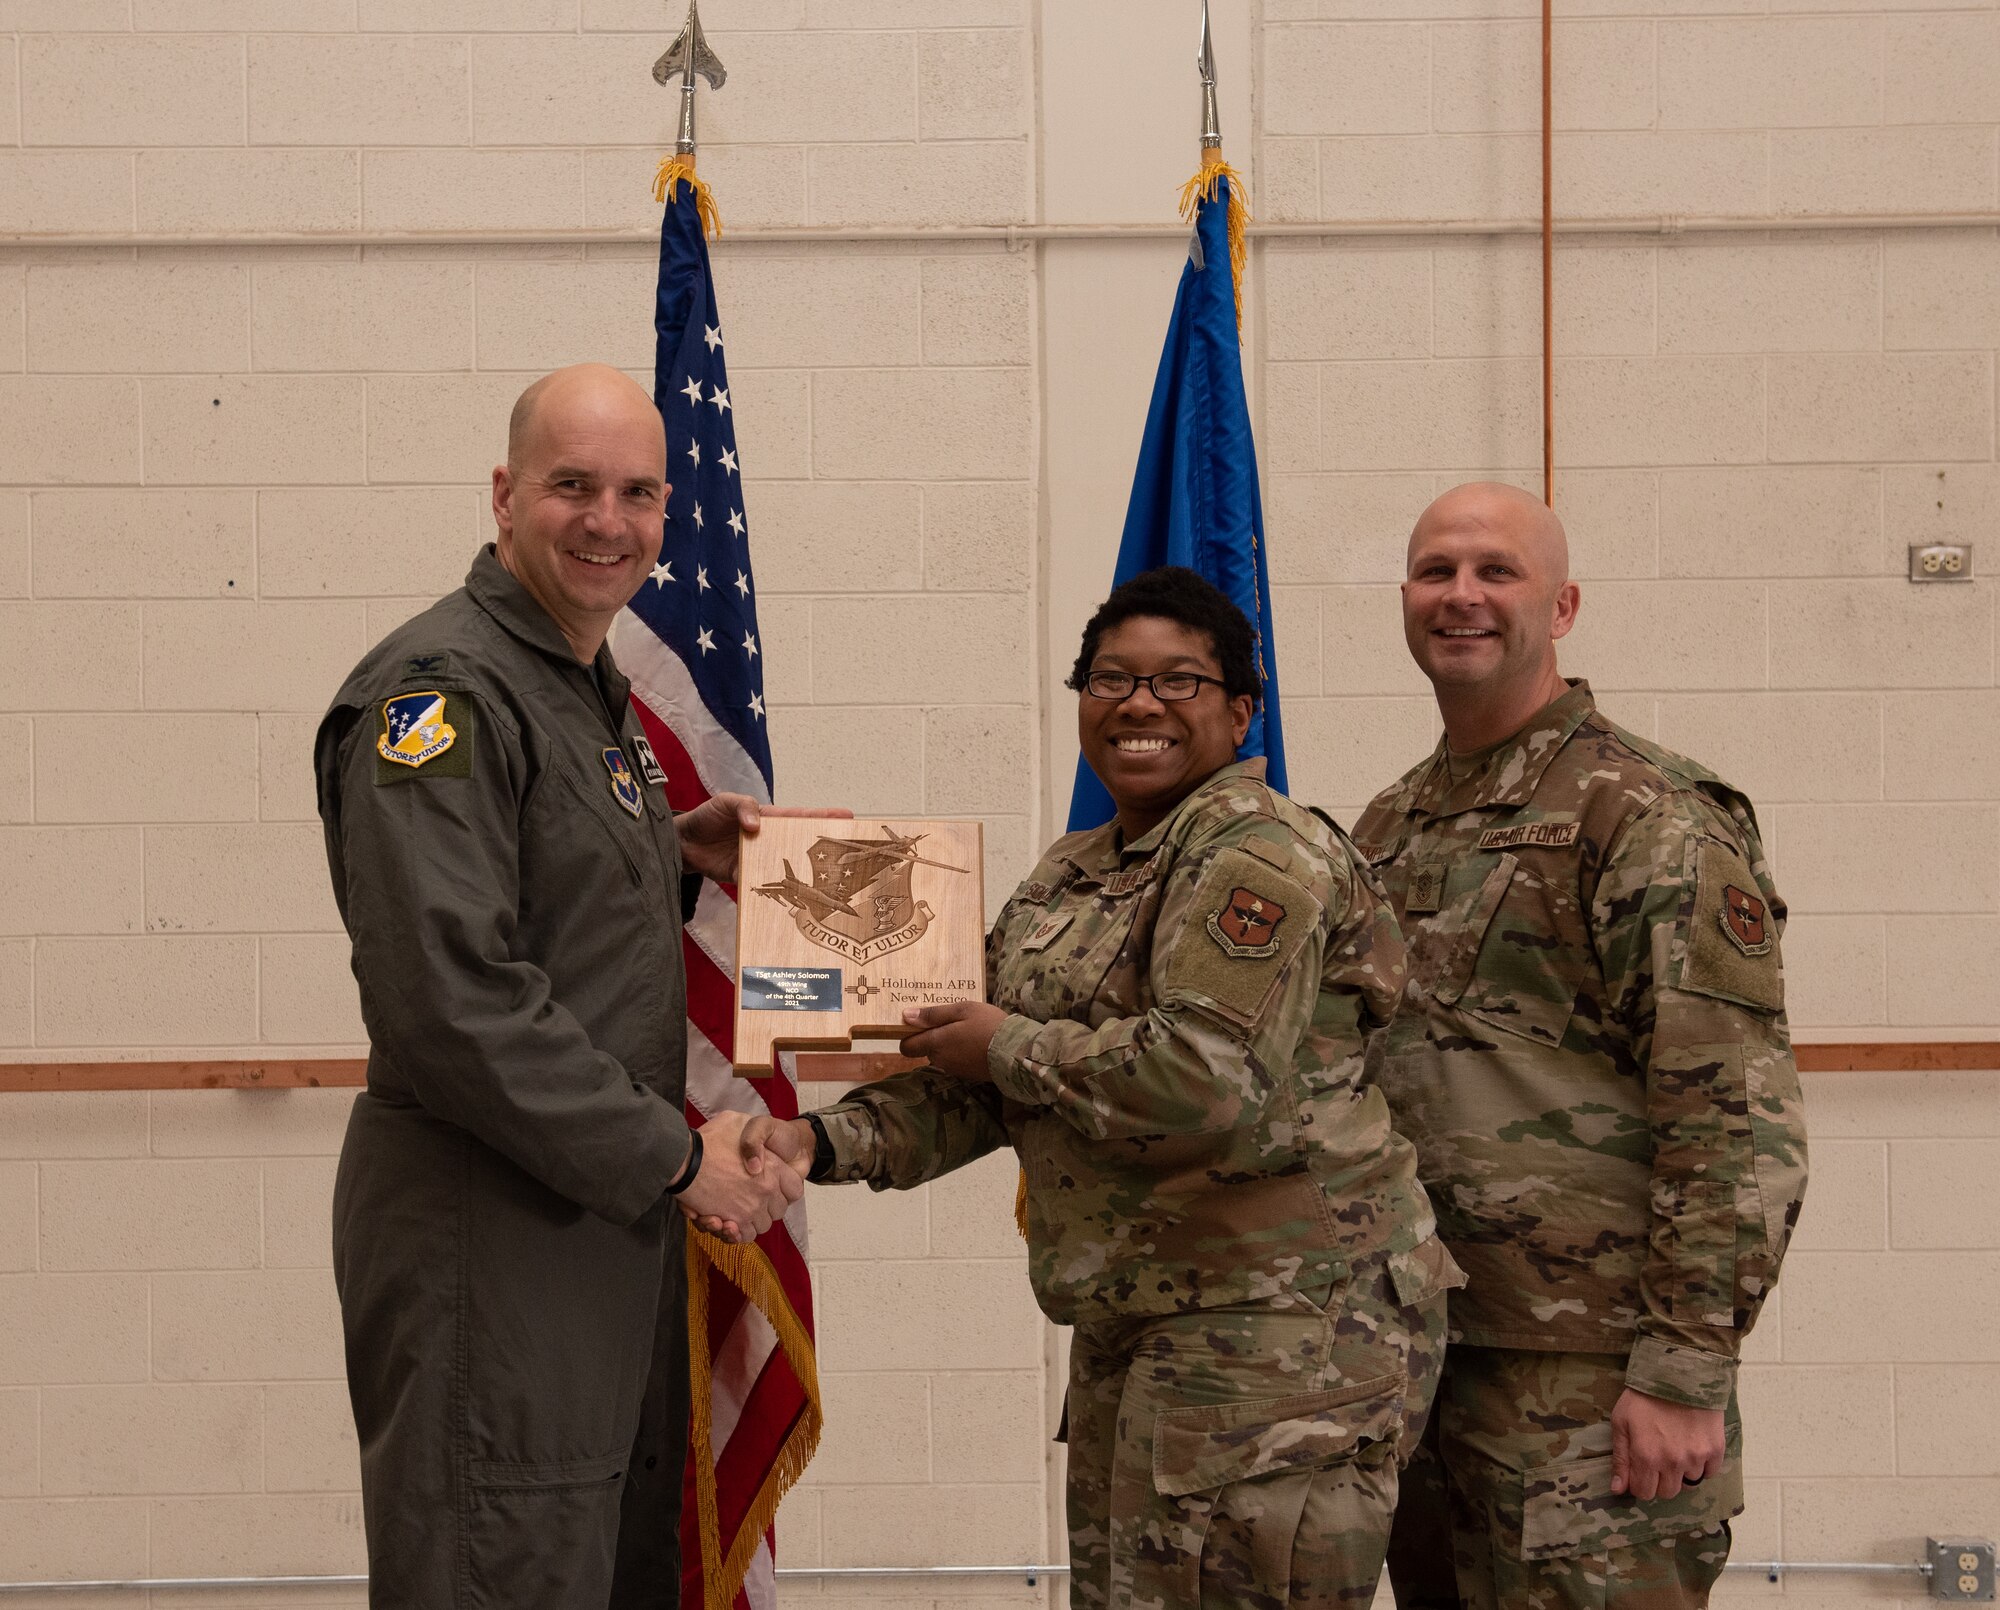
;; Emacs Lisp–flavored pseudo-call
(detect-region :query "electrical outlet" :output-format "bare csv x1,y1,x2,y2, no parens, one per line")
1930,1538,1996,1601
1910,543,1975,582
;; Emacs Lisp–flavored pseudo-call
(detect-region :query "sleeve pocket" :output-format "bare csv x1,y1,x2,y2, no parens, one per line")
1656,1176,1738,1327
1161,847,1321,1031
1151,1372,1405,1498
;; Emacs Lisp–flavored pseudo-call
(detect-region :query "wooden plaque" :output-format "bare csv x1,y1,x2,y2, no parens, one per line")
732,817,986,1071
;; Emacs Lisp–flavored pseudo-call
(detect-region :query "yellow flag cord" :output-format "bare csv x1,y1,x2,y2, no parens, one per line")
654,155,723,240
686,1232,824,1610
1178,147,1250,337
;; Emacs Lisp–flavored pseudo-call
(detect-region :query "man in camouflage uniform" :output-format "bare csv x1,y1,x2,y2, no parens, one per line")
750,572,1462,1606
1356,483,1808,1610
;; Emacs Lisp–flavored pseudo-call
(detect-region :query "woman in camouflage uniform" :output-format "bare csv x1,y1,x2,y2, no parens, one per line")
756,567,1461,1607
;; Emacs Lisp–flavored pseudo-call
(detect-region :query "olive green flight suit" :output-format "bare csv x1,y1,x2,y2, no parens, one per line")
315,546,701,1610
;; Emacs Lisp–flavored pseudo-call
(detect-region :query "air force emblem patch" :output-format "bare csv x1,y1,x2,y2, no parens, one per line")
377,692,457,769
603,748,644,818
1208,886,1287,958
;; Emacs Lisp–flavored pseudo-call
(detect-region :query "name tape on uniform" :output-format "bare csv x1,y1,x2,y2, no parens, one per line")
1476,822,1580,852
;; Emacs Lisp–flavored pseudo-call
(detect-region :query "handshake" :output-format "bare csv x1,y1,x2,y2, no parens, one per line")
671,1110,818,1244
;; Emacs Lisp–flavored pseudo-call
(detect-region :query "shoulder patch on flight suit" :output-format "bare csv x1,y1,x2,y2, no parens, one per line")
1679,835,1784,1010
1165,846,1320,1027
373,690,474,784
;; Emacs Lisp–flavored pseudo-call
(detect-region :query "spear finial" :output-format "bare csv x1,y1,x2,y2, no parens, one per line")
1198,0,1221,152
654,0,726,160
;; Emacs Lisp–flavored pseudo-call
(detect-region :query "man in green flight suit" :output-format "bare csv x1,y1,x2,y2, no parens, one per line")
1358,482,1809,1610
315,364,805,1609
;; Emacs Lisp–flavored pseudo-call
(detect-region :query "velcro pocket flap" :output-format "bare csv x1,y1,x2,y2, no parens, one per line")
1162,846,1321,1030
1520,1449,1742,1560
1151,1372,1405,1498
1388,1235,1469,1309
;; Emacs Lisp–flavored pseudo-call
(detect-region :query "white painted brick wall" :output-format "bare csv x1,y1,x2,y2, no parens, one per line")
0,2,1993,1601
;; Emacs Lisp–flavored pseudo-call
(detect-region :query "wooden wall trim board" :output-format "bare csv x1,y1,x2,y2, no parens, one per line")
0,1045,1991,1093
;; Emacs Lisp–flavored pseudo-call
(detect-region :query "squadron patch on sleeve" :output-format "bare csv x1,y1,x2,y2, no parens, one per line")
374,690,474,784
1208,886,1287,958
1680,835,1784,1010
1165,847,1320,1028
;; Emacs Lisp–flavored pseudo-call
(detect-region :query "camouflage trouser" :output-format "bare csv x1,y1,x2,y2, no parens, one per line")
1387,1347,1742,1610
1065,1254,1450,1610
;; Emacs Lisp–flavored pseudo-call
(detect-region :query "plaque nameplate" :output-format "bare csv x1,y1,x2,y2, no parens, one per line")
740,966,843,1012
733,817,986,1071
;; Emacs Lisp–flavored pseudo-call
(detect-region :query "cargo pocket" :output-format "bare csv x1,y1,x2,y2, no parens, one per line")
1655,1175,1738,1327
1148,1373,1405,1605
463,1451,626,1609
1518,1445,1742,1565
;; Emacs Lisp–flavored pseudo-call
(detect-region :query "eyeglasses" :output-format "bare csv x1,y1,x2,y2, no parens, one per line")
1082,670,1228,702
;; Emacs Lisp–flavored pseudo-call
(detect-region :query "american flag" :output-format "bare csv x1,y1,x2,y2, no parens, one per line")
611,161,819,1610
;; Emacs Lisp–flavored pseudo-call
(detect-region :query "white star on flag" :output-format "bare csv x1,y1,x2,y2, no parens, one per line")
704,324,722,352
651,559,674,586
728,508,745,537
720,447,738,475
742,631,758,660
749,692,764,717
687,440,701,468
692,503,704,529
697,565,710,592
680,375,703,405
710,386,730,414
733,570,750,597
695,625,716,654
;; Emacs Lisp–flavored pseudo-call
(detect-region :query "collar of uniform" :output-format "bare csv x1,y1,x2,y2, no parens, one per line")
1058,757,1269,882
466,544,596,670
1412,679,1597,817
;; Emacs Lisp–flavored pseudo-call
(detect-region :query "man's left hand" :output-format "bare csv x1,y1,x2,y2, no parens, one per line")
1610,1388,1726,1500
674,795,851,884
899,1001,1006,1082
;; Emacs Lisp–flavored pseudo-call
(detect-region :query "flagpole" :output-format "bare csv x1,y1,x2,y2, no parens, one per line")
653,0,726,170
1198,0,1222,165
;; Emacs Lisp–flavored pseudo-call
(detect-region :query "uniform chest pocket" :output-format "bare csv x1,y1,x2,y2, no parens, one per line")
1434,854,1583,1047
543,761,645,888
995,882,1152,1026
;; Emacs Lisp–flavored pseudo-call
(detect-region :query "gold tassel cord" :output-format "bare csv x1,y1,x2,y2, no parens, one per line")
653,154,723,240
686,1231,824,1610
1179,149,1250,338
1014,1166,1029,1241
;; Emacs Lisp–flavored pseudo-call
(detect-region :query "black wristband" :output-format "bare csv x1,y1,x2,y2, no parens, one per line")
803,1113,835,1184
665,1128,703,1197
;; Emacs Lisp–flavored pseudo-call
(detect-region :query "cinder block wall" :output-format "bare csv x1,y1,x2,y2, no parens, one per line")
0,2,1994,1605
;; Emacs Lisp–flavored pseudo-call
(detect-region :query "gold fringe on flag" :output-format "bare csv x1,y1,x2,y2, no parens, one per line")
1014,1166,1029,1240
686,1230,823,1610
1178,148,1250,338
653,154,723,240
